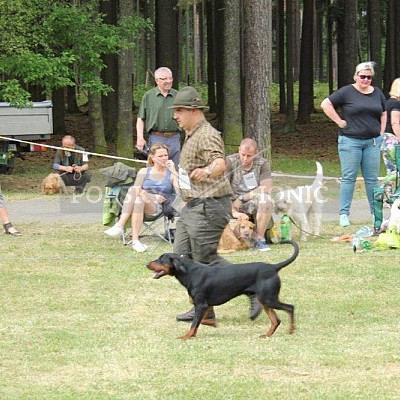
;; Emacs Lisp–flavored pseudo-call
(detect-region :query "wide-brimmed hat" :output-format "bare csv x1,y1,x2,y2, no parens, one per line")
169,86,209,110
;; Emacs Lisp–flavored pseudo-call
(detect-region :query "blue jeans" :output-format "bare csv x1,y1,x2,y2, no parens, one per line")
338,135,383,215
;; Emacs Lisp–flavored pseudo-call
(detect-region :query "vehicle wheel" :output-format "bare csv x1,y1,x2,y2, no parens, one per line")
5,157,15,174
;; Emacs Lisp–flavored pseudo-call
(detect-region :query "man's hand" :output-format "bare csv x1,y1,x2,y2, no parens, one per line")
72,164,85,173
136,137,147,150
190,167,209,181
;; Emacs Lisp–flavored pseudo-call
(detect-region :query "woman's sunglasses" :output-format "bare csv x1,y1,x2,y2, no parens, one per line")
358,75,373,80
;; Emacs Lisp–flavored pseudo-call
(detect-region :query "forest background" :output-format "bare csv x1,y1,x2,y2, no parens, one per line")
1,0,400,164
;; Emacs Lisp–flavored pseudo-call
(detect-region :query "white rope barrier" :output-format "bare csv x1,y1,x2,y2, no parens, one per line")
0,135,386,180
0,135,147,164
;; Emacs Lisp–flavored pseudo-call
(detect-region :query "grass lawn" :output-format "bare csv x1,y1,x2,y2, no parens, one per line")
1,101,397,398
1,219,399,399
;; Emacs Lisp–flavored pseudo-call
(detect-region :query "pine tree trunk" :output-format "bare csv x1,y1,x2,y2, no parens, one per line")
116,0,134,159
88,90,107,154
52,88,67,135
243,0,272,160
222,0,242,154
155,0,179,85
283,0,295,133
297,0,314,124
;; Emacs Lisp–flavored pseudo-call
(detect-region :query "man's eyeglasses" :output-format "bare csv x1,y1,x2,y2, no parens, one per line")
358,75,373,80
157,77,173,81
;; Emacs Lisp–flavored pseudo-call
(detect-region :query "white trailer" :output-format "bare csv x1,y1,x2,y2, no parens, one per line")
0,101,53,173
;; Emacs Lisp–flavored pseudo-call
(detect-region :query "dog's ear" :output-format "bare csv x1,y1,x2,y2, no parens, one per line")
172,255,188,274
233,221,240,237
177,264,187,274
170,255,183,274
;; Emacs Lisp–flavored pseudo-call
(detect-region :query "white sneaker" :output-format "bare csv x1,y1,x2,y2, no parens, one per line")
339,214,350,227
104,224,124,238
132,240,148,253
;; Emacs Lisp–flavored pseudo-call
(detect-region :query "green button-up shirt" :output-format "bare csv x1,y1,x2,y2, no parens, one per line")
138,87,179,133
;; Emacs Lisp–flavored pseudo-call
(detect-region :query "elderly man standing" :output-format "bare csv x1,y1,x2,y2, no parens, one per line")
226,137,273,251
136,67,181,169
170,86,233,323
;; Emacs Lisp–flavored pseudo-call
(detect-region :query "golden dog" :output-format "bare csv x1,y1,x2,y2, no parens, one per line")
41,173,68,195
217,217,255,253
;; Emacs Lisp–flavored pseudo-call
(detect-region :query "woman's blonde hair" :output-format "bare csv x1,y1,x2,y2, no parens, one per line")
389,78,400,98
354,61,376,79
147,143,170,167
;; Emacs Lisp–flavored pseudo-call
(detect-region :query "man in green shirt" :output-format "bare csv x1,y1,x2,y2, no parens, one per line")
136,67,180,169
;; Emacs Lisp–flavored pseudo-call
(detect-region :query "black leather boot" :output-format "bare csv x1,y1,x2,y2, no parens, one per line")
248,294,262,320
176,306,216,322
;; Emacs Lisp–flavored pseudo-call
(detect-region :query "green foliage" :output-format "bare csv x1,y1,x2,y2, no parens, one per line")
0,0,51,52
2,51,75,82
0,0,151,104
0,50,76,106
0,80,32,107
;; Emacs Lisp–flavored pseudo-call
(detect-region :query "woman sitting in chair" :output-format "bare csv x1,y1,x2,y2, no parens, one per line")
104,143,179,252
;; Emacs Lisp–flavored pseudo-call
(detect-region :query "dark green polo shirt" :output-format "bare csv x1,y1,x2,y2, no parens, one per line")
138,87,179,133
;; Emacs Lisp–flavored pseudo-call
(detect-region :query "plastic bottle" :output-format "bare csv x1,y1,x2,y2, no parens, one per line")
361,239,372,250
352,226,373,253
280,214,291,240
269,224,280,244
352,236,360,253
354,226,373,238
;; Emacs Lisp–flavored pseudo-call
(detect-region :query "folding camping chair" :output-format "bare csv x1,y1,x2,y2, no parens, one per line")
136,206,177,245
103,179,178,247
101,162,137,230
373,145,400,233
119,195,179,246
101,161,180,246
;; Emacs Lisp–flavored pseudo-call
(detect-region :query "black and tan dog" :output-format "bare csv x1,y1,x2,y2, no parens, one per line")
146,240,299,340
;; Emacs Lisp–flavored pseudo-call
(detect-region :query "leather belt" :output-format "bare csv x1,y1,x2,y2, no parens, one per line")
151,131,177,138
186,195,230,208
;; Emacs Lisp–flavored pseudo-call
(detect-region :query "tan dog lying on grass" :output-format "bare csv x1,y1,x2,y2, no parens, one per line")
217,216,255,253
41,173,68,195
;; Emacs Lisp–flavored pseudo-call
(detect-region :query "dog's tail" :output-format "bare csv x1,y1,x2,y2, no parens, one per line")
273,240,299,272
312,161,324,188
